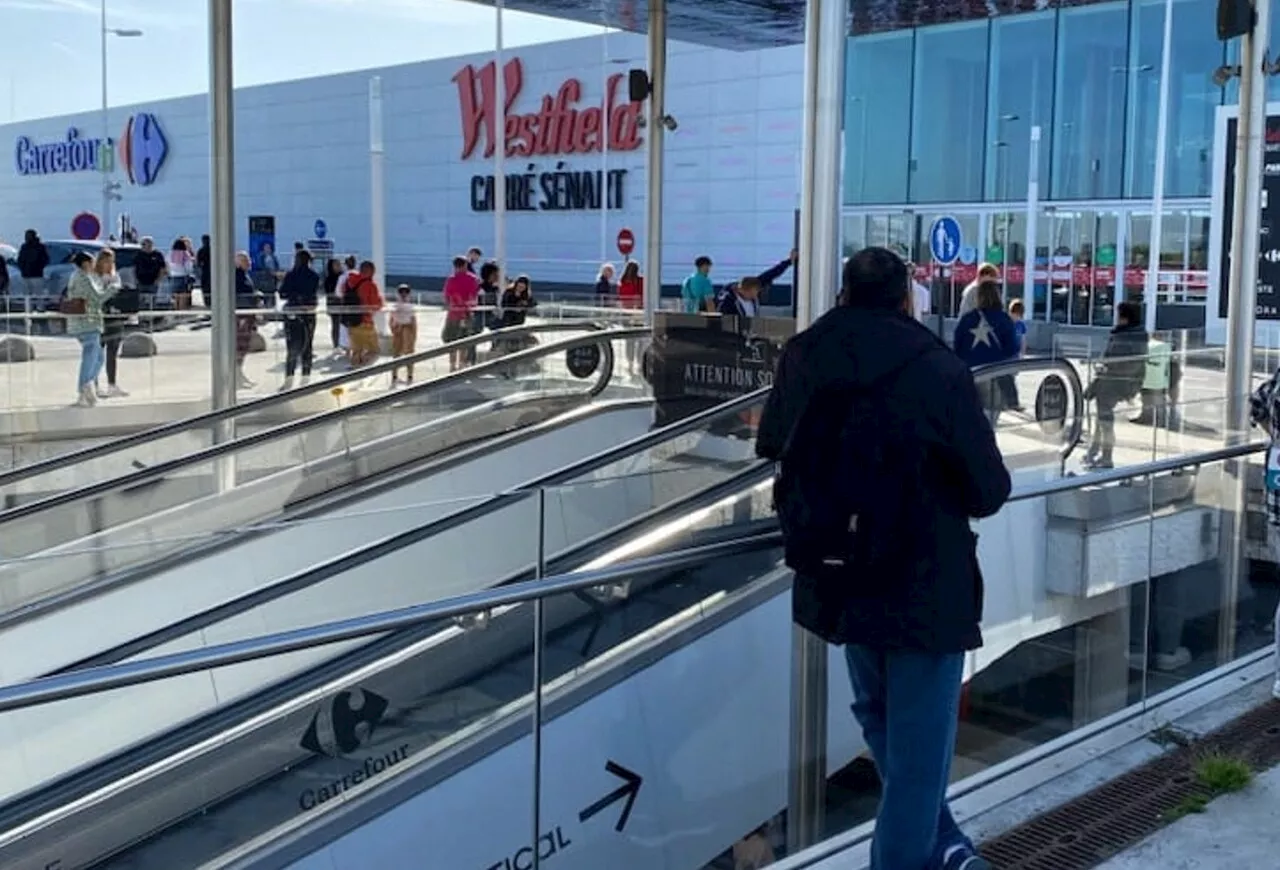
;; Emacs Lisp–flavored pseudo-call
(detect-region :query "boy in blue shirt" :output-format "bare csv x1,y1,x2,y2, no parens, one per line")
681,255,716,313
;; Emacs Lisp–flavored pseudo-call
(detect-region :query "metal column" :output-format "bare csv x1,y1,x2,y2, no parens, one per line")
1220,0,1271,664
494,0,507,276
1142,0,1175,336
100,0,111,238
209,0,237,491
642,0,666,326
369,77,386,287
788,0,847,853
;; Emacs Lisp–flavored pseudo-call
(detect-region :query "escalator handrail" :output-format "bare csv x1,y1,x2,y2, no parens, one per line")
0,320,617,493
527,354,1084,492
0,327,640,528
971,356,1085,466
0,435,1264,715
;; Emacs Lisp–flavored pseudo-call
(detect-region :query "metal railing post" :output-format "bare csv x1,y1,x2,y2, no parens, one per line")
788,0,847,852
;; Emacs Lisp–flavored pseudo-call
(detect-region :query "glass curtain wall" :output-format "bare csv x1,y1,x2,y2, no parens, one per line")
1125,0,1225,199
909,22,989,203
844,32,913,205
1051,4,1130,200
986,12,1056,202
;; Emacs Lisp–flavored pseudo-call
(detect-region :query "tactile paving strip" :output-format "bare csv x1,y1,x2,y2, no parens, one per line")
978,698,1280,870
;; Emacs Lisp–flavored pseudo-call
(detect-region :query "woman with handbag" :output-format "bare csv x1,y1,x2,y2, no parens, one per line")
63,250,118,407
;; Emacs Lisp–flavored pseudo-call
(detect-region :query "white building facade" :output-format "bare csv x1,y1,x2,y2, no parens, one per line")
0,34,805,292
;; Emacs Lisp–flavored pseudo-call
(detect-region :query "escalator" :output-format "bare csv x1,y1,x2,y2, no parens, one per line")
0,324,652,680
0,358,1084,870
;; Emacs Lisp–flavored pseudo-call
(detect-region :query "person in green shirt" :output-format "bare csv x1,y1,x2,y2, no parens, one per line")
681,255,716,313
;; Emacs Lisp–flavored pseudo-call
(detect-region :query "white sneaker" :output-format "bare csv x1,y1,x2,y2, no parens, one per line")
279,377,295,393
95,385,109,399
237,372,255,389
74,389,94,408
300,375,311,387
107,385,129,398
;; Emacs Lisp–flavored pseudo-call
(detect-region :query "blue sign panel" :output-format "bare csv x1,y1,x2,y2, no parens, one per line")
929,216,962,265
14,128,114,177
314,219,328,240
120,113,168,187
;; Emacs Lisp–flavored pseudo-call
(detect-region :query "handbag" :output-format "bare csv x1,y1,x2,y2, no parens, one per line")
59,297,86,316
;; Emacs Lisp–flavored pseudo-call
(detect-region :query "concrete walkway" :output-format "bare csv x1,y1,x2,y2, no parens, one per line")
1096,763,1280,869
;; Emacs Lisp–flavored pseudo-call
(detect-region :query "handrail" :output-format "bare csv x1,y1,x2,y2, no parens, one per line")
0,320,615,493
0,436,1263,714
972,356,1085,466
0,328,639,526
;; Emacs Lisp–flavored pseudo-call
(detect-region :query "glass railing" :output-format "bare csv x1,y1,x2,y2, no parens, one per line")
0,328,644,620
0,357,1095,867
0,439,1268,869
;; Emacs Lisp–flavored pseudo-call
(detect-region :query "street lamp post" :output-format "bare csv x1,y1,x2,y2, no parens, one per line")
101,0,142,240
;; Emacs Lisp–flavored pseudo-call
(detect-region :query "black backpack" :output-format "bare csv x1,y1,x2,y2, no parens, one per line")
341,275,365,327
773,354,929,585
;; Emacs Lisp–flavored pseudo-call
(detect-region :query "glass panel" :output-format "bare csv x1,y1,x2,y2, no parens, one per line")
1052,3,1129,200
1126,0,1225,198
986,12,1056,202
0,329,639,615
845,32,914,205
842,215,867,259
910,21,989,203
985,212,1026,301
886,214,916,262
1094,210,1121,327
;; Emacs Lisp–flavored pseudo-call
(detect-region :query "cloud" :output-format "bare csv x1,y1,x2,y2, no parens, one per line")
0,0,195,29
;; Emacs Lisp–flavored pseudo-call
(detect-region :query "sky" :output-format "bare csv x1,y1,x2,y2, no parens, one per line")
1,0,606,123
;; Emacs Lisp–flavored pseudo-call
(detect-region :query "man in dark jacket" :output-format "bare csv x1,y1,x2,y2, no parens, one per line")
1084,301,1148,469
16,229,49,297
277,249,321,390
757,247,1010,870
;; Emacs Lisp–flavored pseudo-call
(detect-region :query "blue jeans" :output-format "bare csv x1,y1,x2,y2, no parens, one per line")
76,331,104,390
844,645,971,870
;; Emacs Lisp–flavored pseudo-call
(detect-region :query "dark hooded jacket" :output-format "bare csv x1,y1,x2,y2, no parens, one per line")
756,306,1012,653
1088,322,1148,406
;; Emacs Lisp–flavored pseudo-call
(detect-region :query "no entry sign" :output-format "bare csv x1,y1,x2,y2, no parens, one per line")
616,228,635,257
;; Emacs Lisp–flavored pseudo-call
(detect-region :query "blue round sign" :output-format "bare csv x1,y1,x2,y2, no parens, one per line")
71,212,101,241
929,216,962,266
313,219,328,240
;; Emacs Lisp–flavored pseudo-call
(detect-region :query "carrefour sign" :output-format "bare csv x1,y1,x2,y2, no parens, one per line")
14,113,168,186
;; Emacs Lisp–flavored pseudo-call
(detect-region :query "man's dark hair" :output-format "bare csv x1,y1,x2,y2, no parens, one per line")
359,260,376,274
480,261,500,283
293,241,304,252
840,247,909,310
1116,300,1141,325
695,255,712,269
452,255,468,270
293,250,312,269
344,255,357,269
468,247,483,257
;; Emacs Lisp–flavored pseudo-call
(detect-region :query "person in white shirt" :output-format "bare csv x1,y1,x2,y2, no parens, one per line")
957,262,1001,317
390,284,418,384
907,263,931,323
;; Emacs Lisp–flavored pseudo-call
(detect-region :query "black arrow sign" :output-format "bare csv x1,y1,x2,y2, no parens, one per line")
578,760,642,833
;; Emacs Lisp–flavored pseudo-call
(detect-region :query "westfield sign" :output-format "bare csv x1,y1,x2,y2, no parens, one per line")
452,57,644,160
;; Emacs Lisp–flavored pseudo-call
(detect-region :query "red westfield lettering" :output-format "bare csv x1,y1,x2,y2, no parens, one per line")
452,57,644,160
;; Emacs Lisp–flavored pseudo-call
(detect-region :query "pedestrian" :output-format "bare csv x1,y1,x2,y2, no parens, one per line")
681,255,716,313
63,250,118,407
1248,365,1280,702
277,249,320,390
1082,301,1148,470
390,283,418,384
16,229,49,299
756,246,1010,870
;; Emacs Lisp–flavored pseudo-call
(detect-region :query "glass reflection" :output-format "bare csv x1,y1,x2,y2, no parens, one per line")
845,32,913,204
986,12,1055,202
1052,4,1129,200
1125,0,1224,198
910,21,988,203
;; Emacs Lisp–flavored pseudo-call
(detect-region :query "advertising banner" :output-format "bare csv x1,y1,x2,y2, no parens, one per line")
248,215,277,271
645,312,793,430
1217,112,1280,320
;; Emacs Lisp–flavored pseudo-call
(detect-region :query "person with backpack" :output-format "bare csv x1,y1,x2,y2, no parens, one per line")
344,260,383,367
756,247,1010,870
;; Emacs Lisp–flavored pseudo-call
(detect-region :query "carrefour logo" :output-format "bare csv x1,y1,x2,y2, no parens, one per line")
119,112,168,186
